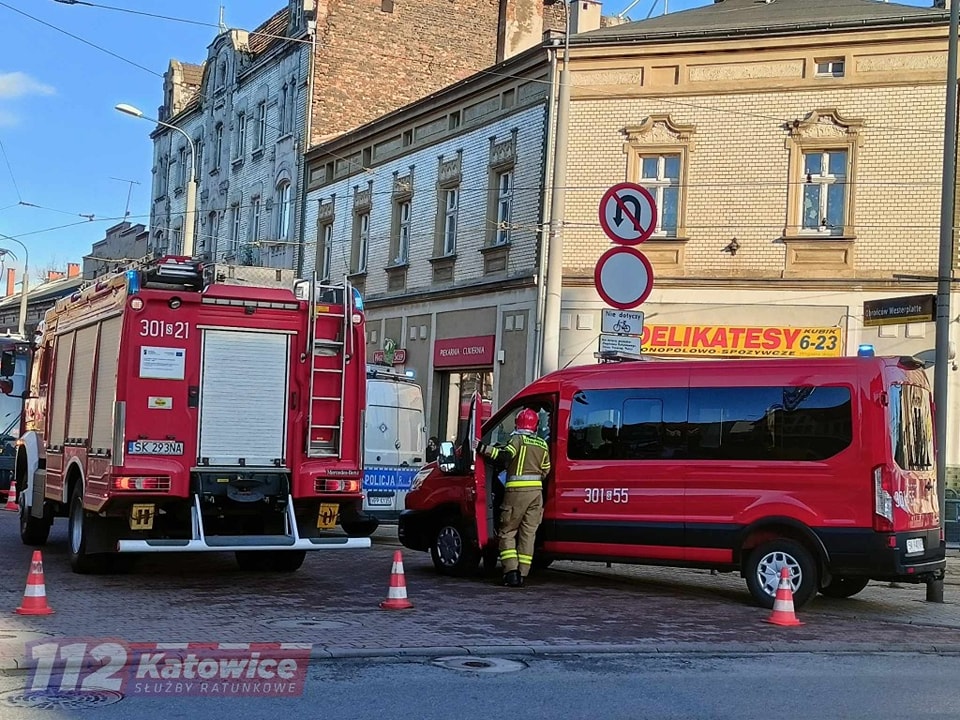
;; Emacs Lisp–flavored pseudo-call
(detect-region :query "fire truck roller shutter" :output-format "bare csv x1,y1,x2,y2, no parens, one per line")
199,329,290,467
91,316,122,453
67,325,99,442
49,331,75,448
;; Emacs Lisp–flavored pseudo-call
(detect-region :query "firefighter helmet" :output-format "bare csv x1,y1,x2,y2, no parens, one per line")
515,408,539,433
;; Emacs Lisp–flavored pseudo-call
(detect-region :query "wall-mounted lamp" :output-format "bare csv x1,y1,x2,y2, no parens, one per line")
722,238,740,256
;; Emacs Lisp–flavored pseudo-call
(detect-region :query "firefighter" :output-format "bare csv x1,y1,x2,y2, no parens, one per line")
476,408,551,588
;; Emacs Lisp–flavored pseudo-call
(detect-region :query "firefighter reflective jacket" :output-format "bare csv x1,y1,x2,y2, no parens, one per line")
486,432,551,489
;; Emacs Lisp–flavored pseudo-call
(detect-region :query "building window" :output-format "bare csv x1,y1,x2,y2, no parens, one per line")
256,101,267,149
250,196,262,243
816,59,845,78
277,182,293,240
177,146,187,189
230,203,242,251
392,200,411,264
194,138,203,177
214,123,224,169
639,154,680,237
442,187,459,255
318,222,333,281
801,150,847,235
205,211,219,253
623,114,695,245
494,170,512,246
171,225,183,255
448,111,461,131
353,211,369,273
785,109,861,239
235,113,246,160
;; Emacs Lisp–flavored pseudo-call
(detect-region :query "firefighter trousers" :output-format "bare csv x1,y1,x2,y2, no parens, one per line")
498,487,544,577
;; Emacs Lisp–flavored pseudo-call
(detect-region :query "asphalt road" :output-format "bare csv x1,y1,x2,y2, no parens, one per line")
1,652,958,719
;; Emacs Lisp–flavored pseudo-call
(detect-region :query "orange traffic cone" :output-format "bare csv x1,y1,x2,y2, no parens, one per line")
3,480,18,512
764,567,802,627
379,550,413,610
15,550,54,616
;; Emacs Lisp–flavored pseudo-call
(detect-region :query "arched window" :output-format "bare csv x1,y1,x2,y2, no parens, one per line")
277,182,293,240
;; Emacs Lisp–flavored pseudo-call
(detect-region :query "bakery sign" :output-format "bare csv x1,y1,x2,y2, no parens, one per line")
433,335,496,368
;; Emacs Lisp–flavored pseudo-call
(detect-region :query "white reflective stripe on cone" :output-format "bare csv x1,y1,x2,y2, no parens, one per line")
23,584,47,597
392,562,403,573
772,597,795,612
387,587,408,599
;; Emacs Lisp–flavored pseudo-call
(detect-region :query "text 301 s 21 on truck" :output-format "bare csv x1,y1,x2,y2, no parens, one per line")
12,256,377,573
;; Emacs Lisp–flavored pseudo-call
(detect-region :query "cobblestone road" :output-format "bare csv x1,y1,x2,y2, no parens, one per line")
1,515,958,668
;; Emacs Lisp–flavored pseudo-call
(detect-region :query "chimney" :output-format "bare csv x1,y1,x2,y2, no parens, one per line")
46,270,65,282
5,269,14,297
499,0,545,61
67,263,80,278
571,0,602,34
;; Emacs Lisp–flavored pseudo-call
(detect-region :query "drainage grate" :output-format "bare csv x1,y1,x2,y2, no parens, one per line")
1,688,124,710
260,618,353,630
431,656,527,673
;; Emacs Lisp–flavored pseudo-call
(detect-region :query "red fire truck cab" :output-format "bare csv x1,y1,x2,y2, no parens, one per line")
16,257,375,573
399,355,946,607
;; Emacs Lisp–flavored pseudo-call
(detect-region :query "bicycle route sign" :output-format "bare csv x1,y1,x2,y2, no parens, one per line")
602,309,644,336
598,182,658,245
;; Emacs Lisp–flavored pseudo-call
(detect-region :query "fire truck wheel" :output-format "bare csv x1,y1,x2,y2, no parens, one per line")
430,516,480,577
68,484,111,575
234,550,306,572
744,538,819,610
819,575,870,599
18,494,51,546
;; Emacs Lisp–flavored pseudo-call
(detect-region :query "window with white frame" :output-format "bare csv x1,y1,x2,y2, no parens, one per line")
356,212,369,273
171,225,183,255
319,222,333,281
443,187,459,256
256,101,267,148
394,200,411,264
277,182,292,240
251,196,262,243
815,59,845,78
235,113,246,160
205,211,219,252
230,203,242,251
801,149,847,235
639,154,681,237
214,123,224,169
494,170,512,246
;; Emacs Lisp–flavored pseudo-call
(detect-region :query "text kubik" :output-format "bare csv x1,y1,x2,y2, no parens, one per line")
25,639,311,697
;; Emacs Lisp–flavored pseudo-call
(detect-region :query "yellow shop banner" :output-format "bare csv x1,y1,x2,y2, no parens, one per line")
640,324,843,358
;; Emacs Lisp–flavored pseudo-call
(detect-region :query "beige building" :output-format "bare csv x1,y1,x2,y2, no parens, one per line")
303,0,960,481
559,0,960,483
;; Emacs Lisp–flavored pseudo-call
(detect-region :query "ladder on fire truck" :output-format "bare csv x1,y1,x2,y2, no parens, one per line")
302,273,354,458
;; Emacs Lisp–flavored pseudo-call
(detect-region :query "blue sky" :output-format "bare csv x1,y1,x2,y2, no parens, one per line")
0,0,937,282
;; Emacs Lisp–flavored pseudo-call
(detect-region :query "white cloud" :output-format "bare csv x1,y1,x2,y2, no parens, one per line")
0,72,55,100
0,110,17,127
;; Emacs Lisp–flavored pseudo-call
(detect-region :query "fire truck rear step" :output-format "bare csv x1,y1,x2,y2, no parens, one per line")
116,495,371,553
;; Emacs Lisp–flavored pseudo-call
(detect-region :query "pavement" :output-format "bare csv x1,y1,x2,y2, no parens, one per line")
1,516,959,672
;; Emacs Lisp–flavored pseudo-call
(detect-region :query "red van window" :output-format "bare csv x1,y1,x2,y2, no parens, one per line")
889,384,934,471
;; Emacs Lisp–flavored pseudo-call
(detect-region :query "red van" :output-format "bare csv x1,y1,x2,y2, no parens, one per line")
398,355,946,607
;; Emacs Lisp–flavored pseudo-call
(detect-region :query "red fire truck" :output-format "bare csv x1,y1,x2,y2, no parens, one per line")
15,256,375,573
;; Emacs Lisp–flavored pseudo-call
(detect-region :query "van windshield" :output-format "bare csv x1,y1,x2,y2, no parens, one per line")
888,383,934,471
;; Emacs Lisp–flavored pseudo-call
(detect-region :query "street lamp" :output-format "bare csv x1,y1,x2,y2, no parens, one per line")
115,103,197,257
0,234,29,340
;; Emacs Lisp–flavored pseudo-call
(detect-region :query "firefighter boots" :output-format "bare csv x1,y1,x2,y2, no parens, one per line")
502,570,522,588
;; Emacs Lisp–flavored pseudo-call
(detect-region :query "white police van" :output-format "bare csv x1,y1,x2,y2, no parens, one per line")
362,365,426,522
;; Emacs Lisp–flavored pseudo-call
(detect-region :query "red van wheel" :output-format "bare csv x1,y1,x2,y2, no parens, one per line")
430,517,480,577
745,539,818,609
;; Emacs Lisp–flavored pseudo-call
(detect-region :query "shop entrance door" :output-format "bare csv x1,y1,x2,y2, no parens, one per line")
438,370,493,443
